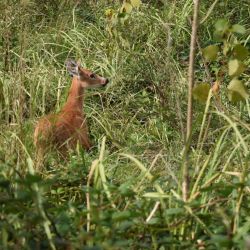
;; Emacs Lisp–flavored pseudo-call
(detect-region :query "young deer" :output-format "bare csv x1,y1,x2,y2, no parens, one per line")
34,59,109,165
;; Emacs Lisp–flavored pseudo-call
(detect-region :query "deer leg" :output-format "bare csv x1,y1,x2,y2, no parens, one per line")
79,130,92,151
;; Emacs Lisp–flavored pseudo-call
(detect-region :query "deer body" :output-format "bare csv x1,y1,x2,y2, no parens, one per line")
34,60,108,162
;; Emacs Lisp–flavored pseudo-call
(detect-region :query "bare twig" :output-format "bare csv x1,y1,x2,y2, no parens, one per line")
146,201,160,223
183,0,200,202
186,0,200,141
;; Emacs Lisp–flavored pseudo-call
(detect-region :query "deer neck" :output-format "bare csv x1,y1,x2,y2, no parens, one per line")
62,77,85,113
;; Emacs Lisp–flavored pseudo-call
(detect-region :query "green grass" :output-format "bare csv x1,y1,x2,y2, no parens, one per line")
0,0,250,249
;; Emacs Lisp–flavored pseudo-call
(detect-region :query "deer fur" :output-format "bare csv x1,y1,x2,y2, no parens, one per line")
34,59,108,168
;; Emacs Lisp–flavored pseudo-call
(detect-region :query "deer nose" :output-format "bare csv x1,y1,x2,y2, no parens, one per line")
103,79,109,86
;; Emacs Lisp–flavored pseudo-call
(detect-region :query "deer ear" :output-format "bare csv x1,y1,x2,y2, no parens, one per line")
65,59,80,77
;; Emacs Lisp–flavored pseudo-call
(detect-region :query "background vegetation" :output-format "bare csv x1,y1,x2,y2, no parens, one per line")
0,0,249,249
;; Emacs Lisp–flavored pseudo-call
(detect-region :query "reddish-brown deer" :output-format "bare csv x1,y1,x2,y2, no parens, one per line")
34,59,109,167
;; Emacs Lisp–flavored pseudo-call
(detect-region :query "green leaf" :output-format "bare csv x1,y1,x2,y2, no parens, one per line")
0,179,10,188
118,221,134,231
213,31,224,42
202,45,219,61
112,211,131,222
211,235,231,247
118,183,134,197
192,83,210,104
122,3,133,13
117,12,126,18
227,79,249,103
214,19,229,33
130,0,142,7
231,24,246,34
146,217,161,225
232,44,249,60
228,59,245,77
164,208,185,216
21,174,42,185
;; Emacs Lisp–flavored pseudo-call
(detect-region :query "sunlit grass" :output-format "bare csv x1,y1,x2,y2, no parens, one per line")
0,1,249,249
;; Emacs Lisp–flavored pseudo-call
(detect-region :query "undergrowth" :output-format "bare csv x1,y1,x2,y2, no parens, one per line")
0,0,249,249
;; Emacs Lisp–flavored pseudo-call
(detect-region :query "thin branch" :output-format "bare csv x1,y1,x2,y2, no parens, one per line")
146,201,160,223
183,0,200,202
186,0,200,141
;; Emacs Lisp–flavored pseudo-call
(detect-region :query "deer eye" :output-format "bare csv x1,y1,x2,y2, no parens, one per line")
90,73,96,79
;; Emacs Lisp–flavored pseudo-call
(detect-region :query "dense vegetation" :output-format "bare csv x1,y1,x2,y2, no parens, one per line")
0,0,249,249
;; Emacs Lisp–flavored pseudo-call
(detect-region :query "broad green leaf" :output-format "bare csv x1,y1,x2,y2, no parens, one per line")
118,221,134,231
22,174,42,185
228,59,245,77
118,183,134,197
202,45,219,61
214,19,229,33
112,211,131,222
0,179,10,188
146,217,161,225
164,208,185,216
122,3,133,13
231,24,246,34
193,83,210,104
232,44,249,60
131,0,142,7
211,235,231,248
227,79,249,103
117,12,126,18
213,30,224,42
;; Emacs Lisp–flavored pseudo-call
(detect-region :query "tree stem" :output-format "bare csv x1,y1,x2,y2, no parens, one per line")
183,0,200,202
186,0,200,141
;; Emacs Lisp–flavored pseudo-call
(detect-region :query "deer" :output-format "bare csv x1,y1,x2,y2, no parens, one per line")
34,59,109,169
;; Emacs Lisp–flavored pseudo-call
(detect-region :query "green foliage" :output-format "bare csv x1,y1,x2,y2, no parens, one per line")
202,45,219,61
231,24,246,34
228,59,246,77
232,44,249,61
197,18,249,104
228,79,249,103
192,83,210,103
213,19,230,41
0,0,249,249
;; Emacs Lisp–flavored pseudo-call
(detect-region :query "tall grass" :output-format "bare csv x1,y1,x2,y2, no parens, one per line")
0,0,249,249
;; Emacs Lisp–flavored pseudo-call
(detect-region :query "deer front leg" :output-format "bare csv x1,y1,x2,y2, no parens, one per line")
78,118,92,151
80,131,92,151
